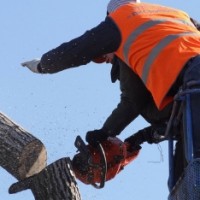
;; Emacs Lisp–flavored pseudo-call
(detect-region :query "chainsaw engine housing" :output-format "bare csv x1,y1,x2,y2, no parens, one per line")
72,136,139,187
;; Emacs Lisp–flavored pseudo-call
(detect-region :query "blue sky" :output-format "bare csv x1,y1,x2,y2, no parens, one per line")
0,0,199,199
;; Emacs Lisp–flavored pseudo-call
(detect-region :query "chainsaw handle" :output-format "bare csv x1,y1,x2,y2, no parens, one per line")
91,143,107,189
74,136,91,157
74,136,107,189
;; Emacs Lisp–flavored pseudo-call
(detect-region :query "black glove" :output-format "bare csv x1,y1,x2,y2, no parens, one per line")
124,134,142,152
86,129,109,147
125,125,166,148
9,158,81,200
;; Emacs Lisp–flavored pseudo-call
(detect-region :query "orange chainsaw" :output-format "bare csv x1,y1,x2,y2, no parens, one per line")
72,136,140,188
8,135,140,196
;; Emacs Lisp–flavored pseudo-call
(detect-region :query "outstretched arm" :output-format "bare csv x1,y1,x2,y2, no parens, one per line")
21,17,121,74
39,17,121,73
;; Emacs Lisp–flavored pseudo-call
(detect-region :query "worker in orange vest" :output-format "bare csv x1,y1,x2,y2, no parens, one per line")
21,0,200,184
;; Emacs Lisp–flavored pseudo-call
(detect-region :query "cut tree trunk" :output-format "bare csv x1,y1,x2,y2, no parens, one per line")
0,112,47,180
31,158,82,200
9,157,82,200
1,112,82,200
30,157,82,200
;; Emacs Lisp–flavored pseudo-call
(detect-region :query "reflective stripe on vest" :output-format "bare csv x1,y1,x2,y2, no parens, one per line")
110,3,200,109
123,18,195,65
142,32,200,84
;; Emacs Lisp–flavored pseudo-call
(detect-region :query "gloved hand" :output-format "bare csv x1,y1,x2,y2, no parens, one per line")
124,135,142,152
86,129,109,147
125,125,166,149
141,125,166,144
21,59,41,73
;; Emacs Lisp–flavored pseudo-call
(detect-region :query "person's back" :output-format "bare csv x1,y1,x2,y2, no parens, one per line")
108,2,200,109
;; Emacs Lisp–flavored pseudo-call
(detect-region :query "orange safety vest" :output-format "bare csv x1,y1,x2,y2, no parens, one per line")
109,3,200,110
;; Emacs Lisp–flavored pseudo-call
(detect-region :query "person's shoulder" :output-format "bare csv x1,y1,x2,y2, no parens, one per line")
103,16,121,33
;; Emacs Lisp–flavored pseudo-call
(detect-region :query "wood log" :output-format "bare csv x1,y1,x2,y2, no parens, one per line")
31,158,81,200
9,157,82,200
0,112,47,180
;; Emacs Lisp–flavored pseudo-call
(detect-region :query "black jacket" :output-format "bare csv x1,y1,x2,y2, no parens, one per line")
38,17,121,74
38,17,200,74
102,58,172,136
38,16,199,136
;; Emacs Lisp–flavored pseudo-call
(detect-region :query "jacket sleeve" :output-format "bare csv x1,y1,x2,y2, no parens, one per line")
39,17,121,74
102,58,172,136
102,59,152,136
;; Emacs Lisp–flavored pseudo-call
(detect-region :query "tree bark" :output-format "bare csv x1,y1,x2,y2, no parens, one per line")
9,157,82,200
31,158,82,200
0,112,47,180
1,112,82,200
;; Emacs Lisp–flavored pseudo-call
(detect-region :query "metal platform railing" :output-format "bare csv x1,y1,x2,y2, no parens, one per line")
168,158,200,200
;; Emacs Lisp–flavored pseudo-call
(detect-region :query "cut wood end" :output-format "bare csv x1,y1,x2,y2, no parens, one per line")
18,140,47,179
